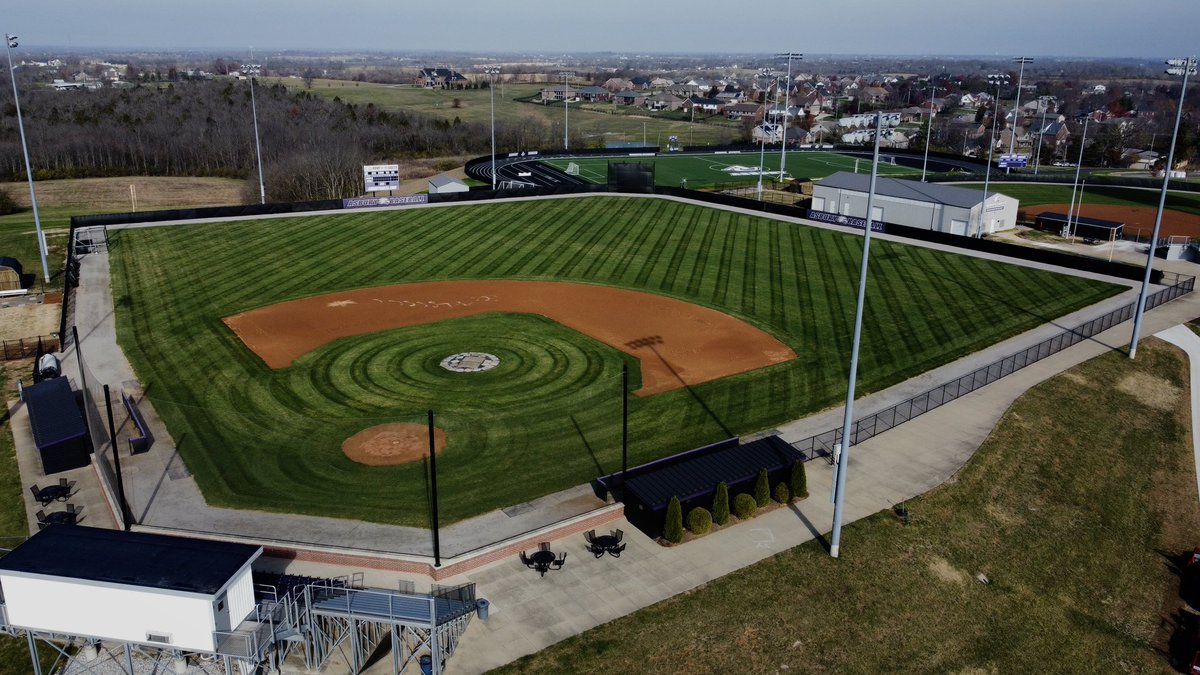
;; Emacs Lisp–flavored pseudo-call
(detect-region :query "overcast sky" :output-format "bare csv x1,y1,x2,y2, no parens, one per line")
6,0,1198,59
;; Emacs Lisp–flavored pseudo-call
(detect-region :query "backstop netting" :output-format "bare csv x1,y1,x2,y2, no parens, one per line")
607,162,656,190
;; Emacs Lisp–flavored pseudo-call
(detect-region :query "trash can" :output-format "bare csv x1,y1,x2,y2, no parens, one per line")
419,655,433,675
476,598,490,620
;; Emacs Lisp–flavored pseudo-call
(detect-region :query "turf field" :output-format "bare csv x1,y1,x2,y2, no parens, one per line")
543,151,921,189
109,196,1122,526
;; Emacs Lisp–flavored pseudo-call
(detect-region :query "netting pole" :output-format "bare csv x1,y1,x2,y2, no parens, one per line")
428,409,441,567
103,385,130,531
621,363,629,497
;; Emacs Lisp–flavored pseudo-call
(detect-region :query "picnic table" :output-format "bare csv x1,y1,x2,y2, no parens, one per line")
585,529,626,558
521,546,566,577
30,480,74,506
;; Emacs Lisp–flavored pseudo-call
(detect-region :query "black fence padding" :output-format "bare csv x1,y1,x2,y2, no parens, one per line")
70,199,345,229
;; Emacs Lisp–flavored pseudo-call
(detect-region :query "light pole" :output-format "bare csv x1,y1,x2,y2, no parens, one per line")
830,111,884,559
1007,57,1033,174
4,34,50,283
483,66,501,189
1033,111,1047,175
1130,56,1196,360
1065,114,1091,241
978,74,1008,238
920,81,942,181
776,52,802,182
756,68,773,198
559,71,574,150
244,61,266,205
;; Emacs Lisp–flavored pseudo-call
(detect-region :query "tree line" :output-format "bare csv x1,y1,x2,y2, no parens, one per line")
0,78,565,202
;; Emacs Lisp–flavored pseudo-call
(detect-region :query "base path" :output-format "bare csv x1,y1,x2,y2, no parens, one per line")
224,280,796,396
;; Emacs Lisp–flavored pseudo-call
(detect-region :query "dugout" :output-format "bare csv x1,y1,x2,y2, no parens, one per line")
22,377,90,475
1032,212,1124,241
0,257,21,292
601,435,803,538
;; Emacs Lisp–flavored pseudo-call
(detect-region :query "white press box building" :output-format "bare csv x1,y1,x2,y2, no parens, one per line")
811,171,1019,236
0,525,261,654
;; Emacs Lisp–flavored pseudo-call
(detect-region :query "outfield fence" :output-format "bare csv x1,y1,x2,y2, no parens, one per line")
789,271,1196,462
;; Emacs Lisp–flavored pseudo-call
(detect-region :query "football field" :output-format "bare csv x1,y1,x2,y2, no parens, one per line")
544,151,922,188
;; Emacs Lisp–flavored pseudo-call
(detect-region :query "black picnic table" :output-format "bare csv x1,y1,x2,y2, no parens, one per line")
528,550,556,575
586,530,626,558
40,510,76,527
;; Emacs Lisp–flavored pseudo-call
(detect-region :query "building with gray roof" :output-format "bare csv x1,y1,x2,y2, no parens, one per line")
811,171,1019,237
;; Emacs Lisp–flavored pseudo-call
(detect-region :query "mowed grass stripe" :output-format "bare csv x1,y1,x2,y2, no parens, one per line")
109,196,1124,526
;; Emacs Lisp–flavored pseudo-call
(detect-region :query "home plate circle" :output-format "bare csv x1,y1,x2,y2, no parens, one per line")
440,352,500,373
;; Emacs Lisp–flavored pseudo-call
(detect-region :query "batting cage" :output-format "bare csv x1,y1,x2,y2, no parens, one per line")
607,162,656,191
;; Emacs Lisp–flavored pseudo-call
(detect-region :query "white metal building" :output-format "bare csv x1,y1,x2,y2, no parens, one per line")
428,175,469,194
0,526,261,653
811,171,1019,236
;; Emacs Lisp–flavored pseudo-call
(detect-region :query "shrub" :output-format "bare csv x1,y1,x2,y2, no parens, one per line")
687,507,712,535
790,461,808,500
664,496,684,544
712,482,730,525
753,469,770,507
734,493,757,520
774,482,790,504
0,187,18,216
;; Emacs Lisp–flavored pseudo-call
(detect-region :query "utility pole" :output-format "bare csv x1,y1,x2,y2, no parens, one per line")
4,34,50,283
776,52,803,182
559,71,575,150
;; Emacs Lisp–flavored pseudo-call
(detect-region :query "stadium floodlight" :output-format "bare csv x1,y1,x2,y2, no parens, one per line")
559,71,575,150
1005,57,1033,175
977,74,1009,238
775,52,802,182
1064,114,1091,242
757,68,774,198
244,59,266,205
920,81,943,181
4,32,50,283
830,111,884,559
482,65,501,189
1130,56,1197,359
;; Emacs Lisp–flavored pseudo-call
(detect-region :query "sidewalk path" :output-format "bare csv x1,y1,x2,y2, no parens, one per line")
1153,324,1200,504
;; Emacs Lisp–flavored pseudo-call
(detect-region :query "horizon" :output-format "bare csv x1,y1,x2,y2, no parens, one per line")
5,0,1197,60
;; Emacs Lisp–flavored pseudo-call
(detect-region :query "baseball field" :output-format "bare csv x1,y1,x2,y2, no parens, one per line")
108,196,1123,526
542,151,923,188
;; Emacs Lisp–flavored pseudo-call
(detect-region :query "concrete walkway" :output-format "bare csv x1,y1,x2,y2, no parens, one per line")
1153,324,1200,504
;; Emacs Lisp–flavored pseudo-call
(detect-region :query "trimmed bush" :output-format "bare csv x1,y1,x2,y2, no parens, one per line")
753,469,770,507
0,187,17,216
712,482,730,525
687,507,712,535
774,482,790,504
734,493,757,520
790,460,809,500
664,495,684,544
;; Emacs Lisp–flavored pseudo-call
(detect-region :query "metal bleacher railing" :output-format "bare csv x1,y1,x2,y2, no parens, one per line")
791,271,1196,461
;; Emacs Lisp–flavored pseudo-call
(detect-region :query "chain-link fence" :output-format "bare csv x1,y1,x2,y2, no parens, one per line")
791,272,1196,461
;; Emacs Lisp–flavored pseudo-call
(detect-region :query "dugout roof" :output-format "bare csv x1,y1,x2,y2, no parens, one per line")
819,171,1001,209
22,377,86,449
0,526,261,595
1034,212,1124,229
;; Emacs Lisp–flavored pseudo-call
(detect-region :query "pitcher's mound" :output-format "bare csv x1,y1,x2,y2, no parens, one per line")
342,423,446,466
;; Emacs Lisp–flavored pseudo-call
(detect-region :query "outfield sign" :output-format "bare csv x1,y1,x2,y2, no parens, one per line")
806,209,885,233
343,194,428,209
998,154,1028,168
363,164,400,192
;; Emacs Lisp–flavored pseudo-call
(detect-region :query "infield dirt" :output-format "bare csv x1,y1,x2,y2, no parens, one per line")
1032,204,1200,239
224,280,796,396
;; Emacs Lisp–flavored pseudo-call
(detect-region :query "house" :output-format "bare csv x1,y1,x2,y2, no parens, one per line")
649,77,674,89
539,85,577,102
645,92,683,111
857,86,890,105
998,126,1033,153
752,122,784,144
959,93,979,109
604,77,634,92
1030,114,1072,157
630,76,652,89
683,96,723,115
417,67,468,89
1089,84,1108,94
1125,149,1160,170
812,171,1019,236
576,85,611,102
613,91,647,107
725,102,764,121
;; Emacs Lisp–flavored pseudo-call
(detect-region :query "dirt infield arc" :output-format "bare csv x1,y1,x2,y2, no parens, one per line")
224,280,797,396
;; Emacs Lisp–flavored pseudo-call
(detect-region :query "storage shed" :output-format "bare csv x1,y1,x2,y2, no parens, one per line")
0,526,262,653
427,175,469,194
1032,211,1124,241
22,377,90,475
601,435,803,537
812,171,1019,236
0,257,21,292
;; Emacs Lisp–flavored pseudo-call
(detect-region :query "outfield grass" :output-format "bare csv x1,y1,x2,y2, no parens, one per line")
109,196,1123,526
264,78,741,147
543,151,920,189
498,339,1198,673
960,182,1200,216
